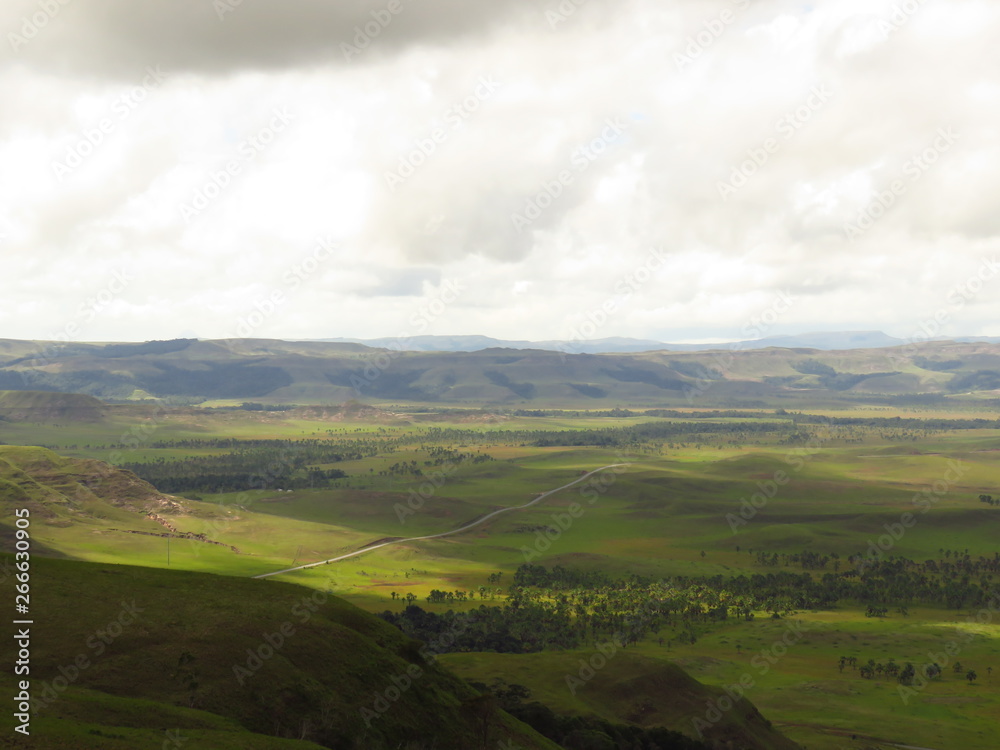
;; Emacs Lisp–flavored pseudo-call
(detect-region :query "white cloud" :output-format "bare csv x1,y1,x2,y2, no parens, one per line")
2,0,999,343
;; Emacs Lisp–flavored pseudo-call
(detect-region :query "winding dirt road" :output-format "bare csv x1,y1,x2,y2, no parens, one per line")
252,463,629,579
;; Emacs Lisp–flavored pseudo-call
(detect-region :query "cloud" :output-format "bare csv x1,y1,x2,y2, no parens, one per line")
3,0,1000,342
1,0,539,79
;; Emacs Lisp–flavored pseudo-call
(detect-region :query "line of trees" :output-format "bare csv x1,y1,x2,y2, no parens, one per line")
380,559,1000,660
842,656,986,686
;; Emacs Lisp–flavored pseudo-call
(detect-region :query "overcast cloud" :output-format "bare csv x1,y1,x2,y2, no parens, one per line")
2,0,998,344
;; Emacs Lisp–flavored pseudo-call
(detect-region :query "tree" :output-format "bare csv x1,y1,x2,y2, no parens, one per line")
898,663,915,685
966,670,978,684
885,660,900,679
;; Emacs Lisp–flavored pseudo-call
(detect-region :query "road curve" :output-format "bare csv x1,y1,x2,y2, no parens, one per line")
252,463,629,579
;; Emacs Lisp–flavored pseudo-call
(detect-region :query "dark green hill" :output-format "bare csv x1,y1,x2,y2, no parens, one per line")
443,650,800,750
0,391,107,423
0,555,561,749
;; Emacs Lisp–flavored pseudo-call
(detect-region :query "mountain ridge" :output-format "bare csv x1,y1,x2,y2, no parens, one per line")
3,337,1000,406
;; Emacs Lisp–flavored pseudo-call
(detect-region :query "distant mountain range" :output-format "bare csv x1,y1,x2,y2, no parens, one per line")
4,335,1000,406
318,331,1000,354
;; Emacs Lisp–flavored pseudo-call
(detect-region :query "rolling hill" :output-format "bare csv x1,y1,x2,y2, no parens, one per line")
2,337,1000,407
0,555,562,749
0,445,797,749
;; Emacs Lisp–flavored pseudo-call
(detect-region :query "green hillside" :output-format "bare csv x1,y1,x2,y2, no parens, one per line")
442,650,800,750
0,555,561,750
0,445,185,537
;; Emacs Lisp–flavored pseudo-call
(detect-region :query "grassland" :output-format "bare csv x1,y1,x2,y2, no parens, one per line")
2,399,999,749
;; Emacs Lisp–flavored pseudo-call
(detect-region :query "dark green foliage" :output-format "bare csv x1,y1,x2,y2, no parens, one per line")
121,440,349,493
140,362,293,398
567,383,608,399
668,360,722,381
948,370,1000,392
382,560,1000,660
913,356,963,371
324,368,433,400
790,361,901,391
792,360,836,377
471,679,709,749
484,370,537,399
600,366,685,391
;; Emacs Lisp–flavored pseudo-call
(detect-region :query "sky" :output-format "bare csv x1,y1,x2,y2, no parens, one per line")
1,0,999,345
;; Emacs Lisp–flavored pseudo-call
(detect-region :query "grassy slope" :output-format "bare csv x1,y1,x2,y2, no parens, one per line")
441,649,800,750
0,555,560,750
